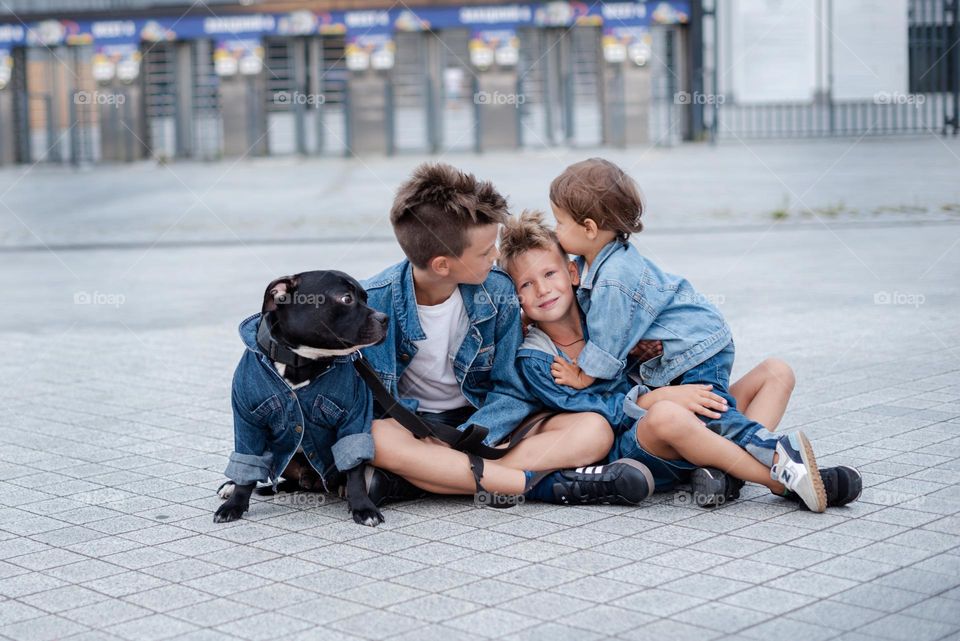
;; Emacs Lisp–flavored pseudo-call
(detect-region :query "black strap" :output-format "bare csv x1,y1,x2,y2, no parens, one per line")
257,314,321,370
354,354,539,460
467,454,485,493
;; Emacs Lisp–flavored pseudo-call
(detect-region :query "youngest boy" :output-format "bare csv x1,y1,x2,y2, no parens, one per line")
499,210,862,509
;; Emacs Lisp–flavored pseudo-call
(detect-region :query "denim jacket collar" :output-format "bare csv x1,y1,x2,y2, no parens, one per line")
392,260,498,341
576,239,630,292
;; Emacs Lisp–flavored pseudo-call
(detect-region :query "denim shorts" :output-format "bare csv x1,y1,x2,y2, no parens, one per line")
607,419,697,492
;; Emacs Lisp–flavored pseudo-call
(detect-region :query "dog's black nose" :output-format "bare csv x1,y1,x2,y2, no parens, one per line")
373,312,388,328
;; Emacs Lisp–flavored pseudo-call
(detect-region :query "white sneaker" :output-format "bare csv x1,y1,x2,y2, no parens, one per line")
771,431,826,513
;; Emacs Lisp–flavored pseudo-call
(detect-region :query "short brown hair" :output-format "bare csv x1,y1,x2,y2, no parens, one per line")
498,209,567,274
549,158,644,238
390,162,508,269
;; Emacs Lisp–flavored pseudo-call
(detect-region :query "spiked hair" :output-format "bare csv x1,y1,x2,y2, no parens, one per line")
390,163,508,268
498,209,567,274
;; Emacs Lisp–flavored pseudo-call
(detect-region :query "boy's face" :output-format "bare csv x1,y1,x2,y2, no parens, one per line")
446,223,501,285
508,247,579,323
551,203,591,257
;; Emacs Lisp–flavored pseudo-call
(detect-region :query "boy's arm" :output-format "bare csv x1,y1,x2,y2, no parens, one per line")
519,356,628,430
577,282,657,381
460,300,539,446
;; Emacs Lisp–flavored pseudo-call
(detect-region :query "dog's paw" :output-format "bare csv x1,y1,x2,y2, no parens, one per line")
351,506,384,527
213,484,253,523
213,501,247,523
217,482,235,500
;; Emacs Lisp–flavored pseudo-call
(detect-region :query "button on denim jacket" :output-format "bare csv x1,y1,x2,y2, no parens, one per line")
575,240,732,388
361,260,538,446
224,313,375,489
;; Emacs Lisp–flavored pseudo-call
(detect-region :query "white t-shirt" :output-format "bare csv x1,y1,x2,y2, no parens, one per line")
398,288,471,413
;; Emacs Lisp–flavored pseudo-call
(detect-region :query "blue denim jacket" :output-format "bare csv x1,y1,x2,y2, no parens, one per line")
361,261,538,446
517,325,647,434
575,240,732,387
224,313,374,488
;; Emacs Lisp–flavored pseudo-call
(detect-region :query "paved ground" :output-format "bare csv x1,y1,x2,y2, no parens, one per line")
1,137,960,640
1,136,959,249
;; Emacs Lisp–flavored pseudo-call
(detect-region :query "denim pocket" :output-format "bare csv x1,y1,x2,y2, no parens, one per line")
252,395,282,420
472,345,496,371
311,395,345,428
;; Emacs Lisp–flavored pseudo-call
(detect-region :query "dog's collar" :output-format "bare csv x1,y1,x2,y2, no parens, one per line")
256,314,333,372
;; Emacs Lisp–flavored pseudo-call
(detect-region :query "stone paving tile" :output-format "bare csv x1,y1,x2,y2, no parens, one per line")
3,213,960,640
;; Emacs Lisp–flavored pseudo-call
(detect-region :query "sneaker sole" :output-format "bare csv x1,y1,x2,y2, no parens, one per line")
797,432,827,513
611,458,655,504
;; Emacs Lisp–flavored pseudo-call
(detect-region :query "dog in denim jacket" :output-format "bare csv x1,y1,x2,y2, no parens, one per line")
215,271,388,526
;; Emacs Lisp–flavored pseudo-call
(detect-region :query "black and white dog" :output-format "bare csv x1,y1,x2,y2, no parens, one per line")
215,271,387,526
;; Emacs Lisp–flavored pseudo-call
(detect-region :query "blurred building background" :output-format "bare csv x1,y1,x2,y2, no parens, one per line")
0,0,955,166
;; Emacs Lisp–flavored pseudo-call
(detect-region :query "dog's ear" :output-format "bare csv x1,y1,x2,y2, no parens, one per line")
262,274,300,313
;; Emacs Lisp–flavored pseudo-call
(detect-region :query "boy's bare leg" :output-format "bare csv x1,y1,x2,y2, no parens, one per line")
730,358,795,431
637,400,785,494
372,419,526,495
494,412,613,471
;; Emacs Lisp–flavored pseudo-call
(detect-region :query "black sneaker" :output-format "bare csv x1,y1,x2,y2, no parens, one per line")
785,466,862,508
690,467,744,507
364,468,427,507
550,459,654,505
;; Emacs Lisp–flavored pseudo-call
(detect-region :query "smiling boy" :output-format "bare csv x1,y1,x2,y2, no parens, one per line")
501,210,863,509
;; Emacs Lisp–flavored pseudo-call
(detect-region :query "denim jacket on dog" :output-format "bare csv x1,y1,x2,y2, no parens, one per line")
224,313,374,488
361,261,538,446
517,325,647,434
575,240,732,387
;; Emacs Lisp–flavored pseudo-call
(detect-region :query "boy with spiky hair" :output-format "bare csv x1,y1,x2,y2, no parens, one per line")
359,163,654,508
499,209,862,510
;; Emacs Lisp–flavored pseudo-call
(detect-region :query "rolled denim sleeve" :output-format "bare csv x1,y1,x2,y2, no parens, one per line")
332,372,376,471
578,282,655,380
224,451,273,485
332,433,375,472
622,383,651,421
519,356,626,433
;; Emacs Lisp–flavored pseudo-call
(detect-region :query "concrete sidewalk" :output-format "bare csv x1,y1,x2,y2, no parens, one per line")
1,216,959,639
1,135,959,250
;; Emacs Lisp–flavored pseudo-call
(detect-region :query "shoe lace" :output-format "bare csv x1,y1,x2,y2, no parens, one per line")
571,469,616,501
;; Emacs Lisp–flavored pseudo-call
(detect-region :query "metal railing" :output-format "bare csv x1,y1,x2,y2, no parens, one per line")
699,0,959,140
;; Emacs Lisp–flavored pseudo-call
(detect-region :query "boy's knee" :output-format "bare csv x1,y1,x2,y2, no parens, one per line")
762,358,796,391
577,412,614,457
371,419,414,467
642,401,693,439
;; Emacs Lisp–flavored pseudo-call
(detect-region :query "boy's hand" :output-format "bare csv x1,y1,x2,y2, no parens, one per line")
655,384,728,419
551,357,596,389
630,339,663,362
